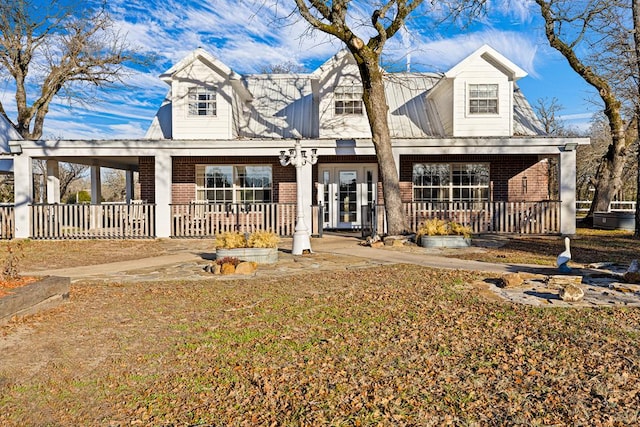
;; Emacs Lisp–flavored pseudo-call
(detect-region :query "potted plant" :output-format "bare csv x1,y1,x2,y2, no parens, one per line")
214,230,280,264
416,218,472,248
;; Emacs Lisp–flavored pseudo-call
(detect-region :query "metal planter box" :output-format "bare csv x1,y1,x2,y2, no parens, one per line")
593,212,635,231
420,235,472,248
216,247,278,264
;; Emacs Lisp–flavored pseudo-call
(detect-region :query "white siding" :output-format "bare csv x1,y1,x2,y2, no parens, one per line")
428,79,454,136
451,57,512,137
318,61,371,139
171,61,233,140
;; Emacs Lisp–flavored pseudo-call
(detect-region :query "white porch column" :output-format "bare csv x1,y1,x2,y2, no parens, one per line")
125,170,134,203
559,149,577,235
90,166,102,204
46,160,60,203
90,165,102,230
13,155,33,239
154,152,172,238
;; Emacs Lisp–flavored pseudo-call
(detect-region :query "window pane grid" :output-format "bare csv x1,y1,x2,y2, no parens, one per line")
335,86,363,115
469,84,498,114
188,87,217,116
413,163,489,202
196,165,272,203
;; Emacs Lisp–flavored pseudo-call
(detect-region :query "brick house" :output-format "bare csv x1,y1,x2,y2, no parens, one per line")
9,45,588,239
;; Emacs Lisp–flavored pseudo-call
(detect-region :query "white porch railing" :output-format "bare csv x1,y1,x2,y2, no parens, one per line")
171,203,297,237
2,200,565,240
0,204,14,239
31,203,156,239
365,201,562,235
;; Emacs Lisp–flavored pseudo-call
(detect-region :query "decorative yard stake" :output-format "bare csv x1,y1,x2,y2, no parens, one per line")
557,237,572,273
279,140,318,255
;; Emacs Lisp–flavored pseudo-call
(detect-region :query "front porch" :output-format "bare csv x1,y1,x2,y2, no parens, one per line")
6,137,588,240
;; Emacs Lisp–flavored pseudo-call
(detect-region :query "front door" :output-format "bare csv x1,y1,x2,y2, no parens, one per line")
318,164,377,229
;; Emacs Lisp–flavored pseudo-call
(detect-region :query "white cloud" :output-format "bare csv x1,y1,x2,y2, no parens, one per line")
383,28,539,77
16,0,577,139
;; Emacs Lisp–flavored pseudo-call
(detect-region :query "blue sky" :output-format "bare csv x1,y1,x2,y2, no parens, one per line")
1,0,600,140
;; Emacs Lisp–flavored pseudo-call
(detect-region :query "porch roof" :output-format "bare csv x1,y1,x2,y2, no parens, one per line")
12,135,590,161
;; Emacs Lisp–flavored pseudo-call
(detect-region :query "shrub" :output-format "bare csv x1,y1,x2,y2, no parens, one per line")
214,232,247,249
215,231,279,249
416,219,472,240
246,230,279,248
65,190,91,204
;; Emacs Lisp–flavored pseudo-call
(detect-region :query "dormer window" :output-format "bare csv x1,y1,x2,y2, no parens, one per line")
334,85,363,115
468,84,498,114
188,86,217,116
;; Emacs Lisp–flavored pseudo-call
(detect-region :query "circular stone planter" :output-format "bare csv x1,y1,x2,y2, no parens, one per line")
216,247,278,264
0,276,71,324
420,235,471,248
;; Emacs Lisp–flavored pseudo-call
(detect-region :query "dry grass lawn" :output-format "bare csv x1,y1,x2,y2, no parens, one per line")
0,231,638,425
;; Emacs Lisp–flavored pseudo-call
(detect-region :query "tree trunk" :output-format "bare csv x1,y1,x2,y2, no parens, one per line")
535,0,630,225
354,53,408,235
587,131,627,216
633,0,640,238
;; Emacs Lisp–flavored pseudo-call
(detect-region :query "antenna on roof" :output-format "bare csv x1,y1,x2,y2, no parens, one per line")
406,53,411,72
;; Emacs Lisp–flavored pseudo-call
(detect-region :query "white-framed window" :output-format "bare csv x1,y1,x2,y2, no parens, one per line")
468,84,498,114
413,163,490,202
334,85,363,115
196,165,272,203
188,86,217,116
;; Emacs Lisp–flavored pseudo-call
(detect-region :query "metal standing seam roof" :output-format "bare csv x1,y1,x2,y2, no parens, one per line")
241,74,316,139
239,72,544,140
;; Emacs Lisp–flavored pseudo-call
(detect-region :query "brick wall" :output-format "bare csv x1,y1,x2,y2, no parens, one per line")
172,183,196,204
138,153,551,205
400,154,551,202
139,156,155,203
171,156,295,203
278,182,297,203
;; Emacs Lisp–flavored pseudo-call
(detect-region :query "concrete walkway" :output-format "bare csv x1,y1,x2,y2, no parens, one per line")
23,234,640,307
25,234,553,281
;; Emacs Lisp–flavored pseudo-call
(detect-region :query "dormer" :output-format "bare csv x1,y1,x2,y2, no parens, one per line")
158,48,253,140
311,50,372,139
427,45,527,137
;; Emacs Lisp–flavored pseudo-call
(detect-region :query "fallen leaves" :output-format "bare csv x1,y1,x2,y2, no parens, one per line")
0,265,639,426
0,275,39,297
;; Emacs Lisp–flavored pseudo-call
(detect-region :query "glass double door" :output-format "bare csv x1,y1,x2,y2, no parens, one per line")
317,164,377,229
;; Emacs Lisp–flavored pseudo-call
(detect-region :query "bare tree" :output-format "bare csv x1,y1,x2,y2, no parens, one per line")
260,61,307,74
33,160,89,202
0,0,145,140
535,97,567,136
534,0,634,224
291,1,487,235
101,168,127,202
